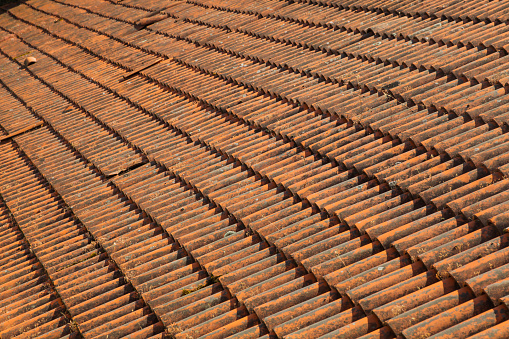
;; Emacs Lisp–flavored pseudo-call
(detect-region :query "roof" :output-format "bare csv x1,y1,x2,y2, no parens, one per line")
0,0,508,338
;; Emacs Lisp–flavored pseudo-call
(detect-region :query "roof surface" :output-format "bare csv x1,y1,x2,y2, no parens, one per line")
0,0,508,338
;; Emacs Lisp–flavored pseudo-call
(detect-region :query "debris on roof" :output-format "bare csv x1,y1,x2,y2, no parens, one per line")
136,14,169,28
23,55,36,66
0,0,508,338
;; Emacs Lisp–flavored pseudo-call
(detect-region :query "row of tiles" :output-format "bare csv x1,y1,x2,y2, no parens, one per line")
0,116,323,338
0,32,508,238
3,6,509,186
19,0,509,141
0,84,41,135
2,1,508,338
3,115,509,339
70,0,509,55
0,31,278,337
113,155,509,339
0,139,169,338
3,0,509,233
170,0,509,52
189,0,509,23
41,0,509,91
2,120,509,339
2,9,509,230
0,52,143,176
0,38,508,338
0,199,78,339
1,125,246,338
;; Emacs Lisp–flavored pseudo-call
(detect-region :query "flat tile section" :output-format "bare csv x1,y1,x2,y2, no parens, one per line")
0,0,509,338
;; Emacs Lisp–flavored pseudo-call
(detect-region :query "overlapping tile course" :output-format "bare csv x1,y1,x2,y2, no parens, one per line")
0,0,508,338
0,198,77,339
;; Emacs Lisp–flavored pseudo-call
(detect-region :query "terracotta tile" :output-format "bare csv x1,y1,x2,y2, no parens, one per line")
3,0,509,336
